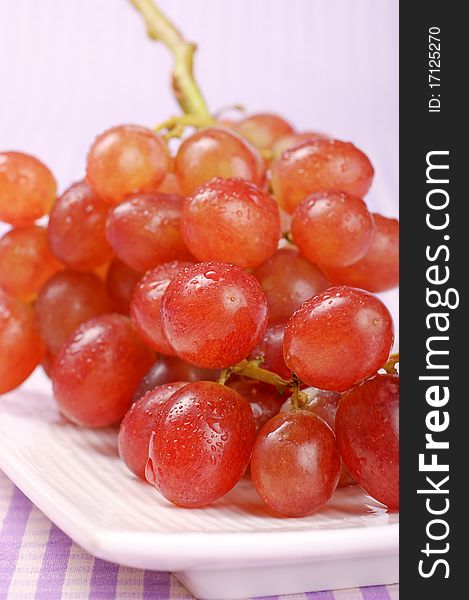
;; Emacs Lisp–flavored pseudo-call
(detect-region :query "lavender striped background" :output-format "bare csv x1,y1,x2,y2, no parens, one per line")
0,1,398,598
0,470,398,600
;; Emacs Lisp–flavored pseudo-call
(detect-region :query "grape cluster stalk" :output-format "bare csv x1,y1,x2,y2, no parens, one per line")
0,0,399,517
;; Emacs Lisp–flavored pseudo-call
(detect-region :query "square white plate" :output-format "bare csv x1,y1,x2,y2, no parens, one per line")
0,369,398,599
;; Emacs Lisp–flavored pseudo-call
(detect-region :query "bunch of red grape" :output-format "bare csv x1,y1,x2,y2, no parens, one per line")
0,112,399,517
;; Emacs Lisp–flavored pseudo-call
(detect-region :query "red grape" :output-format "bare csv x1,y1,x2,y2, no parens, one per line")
250,323,290,380
321,214,399,292
272,131,328,159
118,381,188,479
336,374,399,508
160,262,268,368
292,191,375,268
106,193,192,271
146,381,255,507
0,151,56,226
130,260,194,354
271,139,374,214
0,226,62,301
228,379,281,433
48,180,113,271
105,258,142,314
133,356,219,402
233,113,294,152
280,386,354,487
283,286,394,391
174,127,266,195
252,248,330,323
52,314,154,427
86,125,169,205
35,270,113,355
0,290,45,394
181,178,280,269
251,410,341,517
281,386,341,428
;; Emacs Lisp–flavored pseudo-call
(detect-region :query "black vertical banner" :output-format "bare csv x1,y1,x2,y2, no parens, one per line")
400,2,465,598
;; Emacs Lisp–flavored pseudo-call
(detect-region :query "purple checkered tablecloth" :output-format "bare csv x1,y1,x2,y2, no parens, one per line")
0,470,398,600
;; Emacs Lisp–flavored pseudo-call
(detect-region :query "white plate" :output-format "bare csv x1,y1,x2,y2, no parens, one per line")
0,369,398,600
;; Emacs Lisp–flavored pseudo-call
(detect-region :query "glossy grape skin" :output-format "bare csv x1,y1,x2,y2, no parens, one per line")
0,290,45,394
282,387,341,426
280,387,354,487
130,260,194,354
132,356,219,402
252,248,330,323
47,180,113,271
86,125,169,205
146,381,255,507
0,226,62,301
283,286,394,392
174,127,266,195
35,270,113,355
321,214,399,292
271,139,374,214
233,113,294,152
292,191,375,268
250,323,290,380
228,380,282,433
105,258,142,314
52,314,154,428
336,374,399,508
160,262,268,368
0,151,57,226
272,131,328,159
251,411,341,517
182,178,280,269
118,381,188,479
106,193,192,272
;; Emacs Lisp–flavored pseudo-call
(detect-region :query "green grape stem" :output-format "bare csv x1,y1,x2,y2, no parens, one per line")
229,359,291,394
130,0,213,121
384,352,400,375
213,104,246,118
154,113,214,139
290,375,308,409
218,368,231,386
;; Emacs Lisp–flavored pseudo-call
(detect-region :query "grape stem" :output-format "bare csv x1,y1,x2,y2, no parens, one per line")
154,113,213,139
218,368,231,386
290,375,305,409
383,352,399,375
230,359,291,393
129,0,213,121
213,104,246,118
